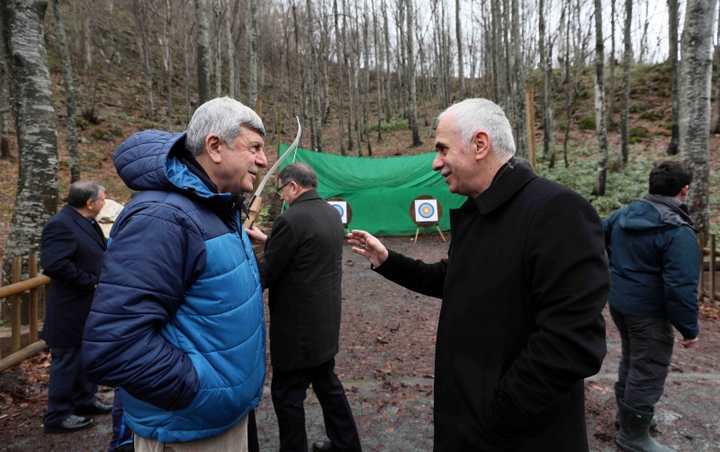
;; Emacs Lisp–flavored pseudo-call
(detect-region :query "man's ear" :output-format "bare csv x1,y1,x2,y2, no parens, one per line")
473,131,490,161
205,135,223,164
680,184,690,197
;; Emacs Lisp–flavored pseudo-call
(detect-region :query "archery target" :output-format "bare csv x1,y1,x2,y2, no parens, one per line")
414,199,439,223
328,200,348,225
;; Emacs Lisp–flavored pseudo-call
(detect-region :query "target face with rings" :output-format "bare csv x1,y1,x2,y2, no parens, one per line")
412,198,439,223
418,202,435,219
327,200,349,225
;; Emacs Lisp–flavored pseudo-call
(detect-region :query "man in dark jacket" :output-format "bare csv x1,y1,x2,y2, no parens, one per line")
347,98,608,451
81,97,268,451
248,163,361,452
603,161,700,452
41,181,111,433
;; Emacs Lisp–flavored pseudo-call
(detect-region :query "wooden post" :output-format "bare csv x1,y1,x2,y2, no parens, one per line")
10,256,22,353
29,254,39,342
525,86,537,170
711,234,716,304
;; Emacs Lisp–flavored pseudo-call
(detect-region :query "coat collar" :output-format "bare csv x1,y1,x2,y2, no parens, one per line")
289,189,321,206
64,205,107,249
461,158,537,215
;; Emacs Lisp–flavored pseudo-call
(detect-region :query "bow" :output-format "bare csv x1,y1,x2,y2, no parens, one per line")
243,116,302,228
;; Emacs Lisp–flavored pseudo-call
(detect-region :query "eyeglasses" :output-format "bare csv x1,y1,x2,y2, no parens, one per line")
275,181,292,195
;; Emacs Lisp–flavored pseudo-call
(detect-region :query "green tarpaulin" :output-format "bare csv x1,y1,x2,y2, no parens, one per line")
277,145,466,236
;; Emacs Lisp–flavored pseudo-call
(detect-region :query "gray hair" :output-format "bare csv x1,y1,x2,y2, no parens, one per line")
185,97,266,156
438,98,516,157
66,181,105,208
279,163,317,189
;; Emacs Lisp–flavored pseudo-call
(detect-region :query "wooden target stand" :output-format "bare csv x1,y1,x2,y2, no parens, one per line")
409,195,446,243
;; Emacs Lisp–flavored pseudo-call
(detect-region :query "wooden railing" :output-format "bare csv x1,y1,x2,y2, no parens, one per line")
700,234,719,304
0,254,49,371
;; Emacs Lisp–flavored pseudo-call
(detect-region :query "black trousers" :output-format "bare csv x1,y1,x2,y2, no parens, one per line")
611,307,675,413
271,358,361,452
44,347,97,426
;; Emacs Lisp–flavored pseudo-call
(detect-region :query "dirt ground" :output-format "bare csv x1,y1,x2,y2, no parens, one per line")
1,236,719,451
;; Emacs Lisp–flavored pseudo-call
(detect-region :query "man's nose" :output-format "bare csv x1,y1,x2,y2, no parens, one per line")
432,155,443,171
256,149,269,168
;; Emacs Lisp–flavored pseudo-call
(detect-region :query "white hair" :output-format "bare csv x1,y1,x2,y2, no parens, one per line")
185,97,265,156
438,98,516,157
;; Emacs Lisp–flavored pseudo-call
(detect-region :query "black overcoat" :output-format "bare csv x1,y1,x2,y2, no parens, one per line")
263,190,344,371
41,205,107,348
375,159,608,451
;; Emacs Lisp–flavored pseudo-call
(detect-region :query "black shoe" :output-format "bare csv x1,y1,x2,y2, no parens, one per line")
74,399,113,415
44,414,94,434
312,440,333,452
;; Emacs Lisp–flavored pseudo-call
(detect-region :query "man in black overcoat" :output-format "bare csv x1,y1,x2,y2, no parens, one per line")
348,99,609,451
248,163,361,452
41,181,111,433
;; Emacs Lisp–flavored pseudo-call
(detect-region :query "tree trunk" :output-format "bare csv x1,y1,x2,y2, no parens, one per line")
539,0,554,166
680,0,718,243
667,0,680,153
333,0,346,155
2,0,59,279
0,9,10,160
607,0,615,125
382,0,392,120
213,1,223,97
406,0,421,147
455,0,464,96
592,0,609,196
51,0,80,182
712,1,720,133
161,0,173,126
247,0,258,108
132,0,154,116
619,0,632,166
225,0,234,98
510,0,527,158
195,0,211,103
183,31,192,122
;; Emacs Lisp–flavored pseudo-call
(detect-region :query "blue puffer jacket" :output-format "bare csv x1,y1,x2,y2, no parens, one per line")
603,195,700,339
81,131,265,443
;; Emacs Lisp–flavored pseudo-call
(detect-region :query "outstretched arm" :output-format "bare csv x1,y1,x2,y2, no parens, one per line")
348,229,446,298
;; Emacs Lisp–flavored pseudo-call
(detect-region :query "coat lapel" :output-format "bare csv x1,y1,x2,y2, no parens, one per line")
66,206,107,250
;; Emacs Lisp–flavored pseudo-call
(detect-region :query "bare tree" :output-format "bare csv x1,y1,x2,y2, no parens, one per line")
619,0,632,165
456,0,465,96
0,11,9,160
51,0,80,182
195,0,211,103
246,0,258,108
225,0,235,98
712,1,720,133
680,0,718,242
2,0,59,278
160,0,174,125
132,0,155,116
406,0,421,146
592,0,609,196
539,0,554,165
667,0,680,154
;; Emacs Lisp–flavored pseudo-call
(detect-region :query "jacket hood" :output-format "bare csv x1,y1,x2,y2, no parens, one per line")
618,195,694,231
112,130,232,202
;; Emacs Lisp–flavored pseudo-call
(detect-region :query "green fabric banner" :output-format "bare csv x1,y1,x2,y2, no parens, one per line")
277,145,466,236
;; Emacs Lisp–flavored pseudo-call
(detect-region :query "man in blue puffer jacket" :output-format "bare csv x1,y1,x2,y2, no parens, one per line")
81,97,268,450
603,160,700,452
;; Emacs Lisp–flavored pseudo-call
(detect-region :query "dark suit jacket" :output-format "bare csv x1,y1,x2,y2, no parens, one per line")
262,190,344,371
41,205,107,348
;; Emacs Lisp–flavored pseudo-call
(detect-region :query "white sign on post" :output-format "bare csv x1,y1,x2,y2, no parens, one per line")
328,200,348,225
414,199,439,223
